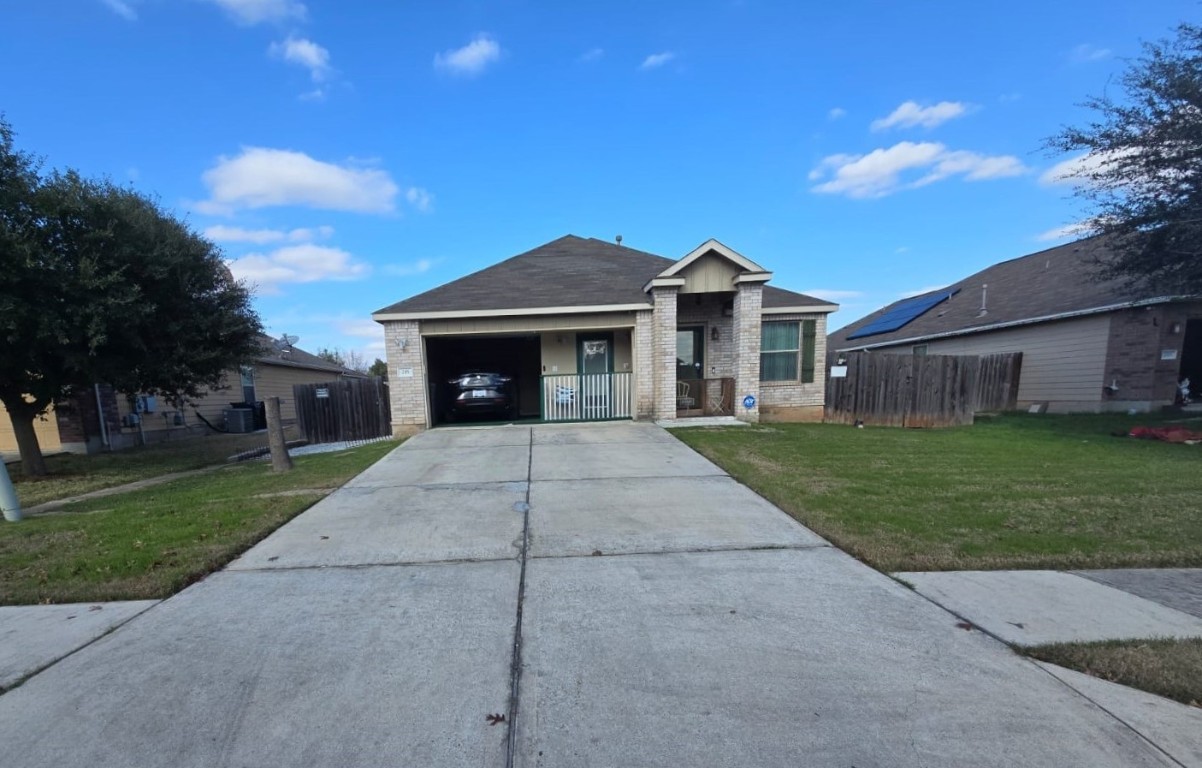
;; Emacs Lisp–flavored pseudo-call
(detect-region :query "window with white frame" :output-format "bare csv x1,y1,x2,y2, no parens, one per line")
760,320,817,383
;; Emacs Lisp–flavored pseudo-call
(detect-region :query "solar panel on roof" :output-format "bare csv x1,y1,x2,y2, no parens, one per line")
846,289,959,340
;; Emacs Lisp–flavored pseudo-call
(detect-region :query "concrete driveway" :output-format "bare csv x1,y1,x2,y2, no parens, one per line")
0,423,1184,766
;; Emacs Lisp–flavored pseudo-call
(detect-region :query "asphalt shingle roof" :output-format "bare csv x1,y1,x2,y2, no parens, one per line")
253,335,365,377
373,235,829,315
828,237,1166,350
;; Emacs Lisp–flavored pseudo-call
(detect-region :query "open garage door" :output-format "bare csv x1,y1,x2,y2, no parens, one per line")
426,335,542,425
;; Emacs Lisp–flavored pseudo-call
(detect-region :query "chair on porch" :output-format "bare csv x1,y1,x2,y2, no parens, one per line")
676,381,695,410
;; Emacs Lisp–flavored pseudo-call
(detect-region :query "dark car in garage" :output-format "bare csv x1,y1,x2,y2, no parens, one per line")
444,372,515,422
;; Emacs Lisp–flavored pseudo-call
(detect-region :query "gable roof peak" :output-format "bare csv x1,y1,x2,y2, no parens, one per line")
658,238,769,278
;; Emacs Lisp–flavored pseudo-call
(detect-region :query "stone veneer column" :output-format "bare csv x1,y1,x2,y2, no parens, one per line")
731,282,763,423
633,309,656,418
651,286,679,420
382,320,428,433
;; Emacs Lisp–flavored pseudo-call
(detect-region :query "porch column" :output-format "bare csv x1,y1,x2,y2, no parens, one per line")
633,309,656,418
732,282,763,423
651,286,679,420
383,320,428,433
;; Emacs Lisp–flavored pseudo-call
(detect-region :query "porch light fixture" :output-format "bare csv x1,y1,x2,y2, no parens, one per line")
710,327,719,342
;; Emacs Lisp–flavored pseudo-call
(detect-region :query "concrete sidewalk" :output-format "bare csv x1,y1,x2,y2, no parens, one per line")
0,422,1192,766
896,569,1202,646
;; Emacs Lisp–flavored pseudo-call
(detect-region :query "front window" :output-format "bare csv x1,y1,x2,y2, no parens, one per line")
760,320,816,383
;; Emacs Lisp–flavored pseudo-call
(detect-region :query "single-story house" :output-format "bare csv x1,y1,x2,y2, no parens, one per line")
828,236,1202,413
1,336,365,458
371,235,838,432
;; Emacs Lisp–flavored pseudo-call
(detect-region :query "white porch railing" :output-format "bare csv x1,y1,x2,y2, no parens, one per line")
541,373,633,422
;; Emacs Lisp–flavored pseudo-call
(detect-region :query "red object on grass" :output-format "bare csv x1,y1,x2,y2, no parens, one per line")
1129,426,1202,443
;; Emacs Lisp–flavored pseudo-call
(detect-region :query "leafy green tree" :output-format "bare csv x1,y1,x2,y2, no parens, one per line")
0,117,263,475
1046,22,1202,292
368,358,389,380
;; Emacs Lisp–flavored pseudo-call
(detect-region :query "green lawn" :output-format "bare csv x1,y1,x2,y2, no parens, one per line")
1026,638,1202,708
0,440,397,605
7,430,296,508
675,413,1202,572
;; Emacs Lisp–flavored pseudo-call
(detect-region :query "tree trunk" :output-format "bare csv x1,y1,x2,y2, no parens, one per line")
7,408,47,477
265,397,293,473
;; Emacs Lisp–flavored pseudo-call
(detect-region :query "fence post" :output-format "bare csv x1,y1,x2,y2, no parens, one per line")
265,397,294,473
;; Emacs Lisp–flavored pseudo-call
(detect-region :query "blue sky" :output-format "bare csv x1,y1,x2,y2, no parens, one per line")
2,0,1195,362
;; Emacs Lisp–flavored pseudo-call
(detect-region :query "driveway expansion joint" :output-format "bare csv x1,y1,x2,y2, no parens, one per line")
530,472,728,484
226,555,521,573
504,428,533,768
528,542,832,561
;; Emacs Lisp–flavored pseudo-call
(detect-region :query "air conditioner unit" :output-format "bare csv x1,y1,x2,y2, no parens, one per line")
224,408,255,433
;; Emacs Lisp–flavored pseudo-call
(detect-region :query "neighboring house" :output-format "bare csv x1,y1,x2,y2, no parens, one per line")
0,336,365,458
371,235,838,432
828,237,1202,413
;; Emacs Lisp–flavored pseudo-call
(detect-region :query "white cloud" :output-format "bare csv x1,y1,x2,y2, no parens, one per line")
640,52,675,70
337,319,386,353
828,107,847,120
226,244,370,292
1036,222,1091,242
434,35,501,76
200,147,399,214
270,36,331,82
579,48,604,63
204,224,333,244
1070,43,1111,64
101,0,137,20
383,258,435,277
205,0,306,25
405,187,432,213
809,141,1027,198
871,101,969,131
801,289,862,302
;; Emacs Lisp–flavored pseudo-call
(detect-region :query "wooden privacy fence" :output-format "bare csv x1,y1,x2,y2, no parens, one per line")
825,352,1022,427
293,377,391,444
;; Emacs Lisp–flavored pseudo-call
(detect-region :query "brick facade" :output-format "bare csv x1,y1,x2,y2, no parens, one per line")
383,320,427,433
1103,302,1202,409
651,286,680,420
633,309,656,418
731,283,763,423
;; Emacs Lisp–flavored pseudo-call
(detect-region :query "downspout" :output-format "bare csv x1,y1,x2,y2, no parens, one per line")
94,384,110,449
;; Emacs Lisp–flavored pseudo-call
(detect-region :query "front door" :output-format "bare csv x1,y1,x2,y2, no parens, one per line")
676,327,704,412
577,333,614,418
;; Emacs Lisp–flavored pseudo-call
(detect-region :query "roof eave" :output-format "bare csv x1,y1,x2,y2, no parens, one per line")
373,302,653,322
642,276,687,293
763,304,839,315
